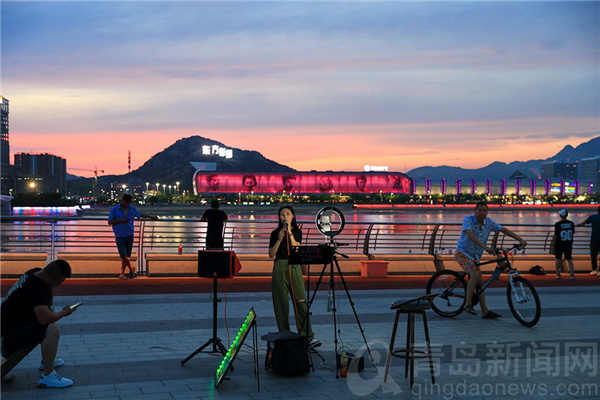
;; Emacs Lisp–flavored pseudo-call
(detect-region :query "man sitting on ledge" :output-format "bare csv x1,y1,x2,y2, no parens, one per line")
1,260,76,388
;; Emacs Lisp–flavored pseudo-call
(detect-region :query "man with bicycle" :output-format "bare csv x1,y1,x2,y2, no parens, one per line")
456,202,528,319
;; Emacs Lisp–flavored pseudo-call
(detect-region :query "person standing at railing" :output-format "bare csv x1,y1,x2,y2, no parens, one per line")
268,205,320,348
554,209,575,280
577,205,600,275
108,194,158,280
455,201,527,319
201,199,228,250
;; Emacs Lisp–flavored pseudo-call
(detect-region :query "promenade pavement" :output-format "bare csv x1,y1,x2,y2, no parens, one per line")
1,276,599,400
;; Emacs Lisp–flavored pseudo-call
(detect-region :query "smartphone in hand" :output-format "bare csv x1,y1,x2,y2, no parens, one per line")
70,301,83,310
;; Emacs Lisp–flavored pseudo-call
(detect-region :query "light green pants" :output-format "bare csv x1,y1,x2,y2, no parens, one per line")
272,259,314,340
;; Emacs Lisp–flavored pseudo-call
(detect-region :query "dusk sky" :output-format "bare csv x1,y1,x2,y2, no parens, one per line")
2,1,598,178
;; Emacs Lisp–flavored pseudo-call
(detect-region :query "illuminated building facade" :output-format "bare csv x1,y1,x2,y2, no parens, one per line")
580,156,600,194
193,171,412,195
14,153,67,194
1,96,11,195
1,96,8,170
541,161,578,180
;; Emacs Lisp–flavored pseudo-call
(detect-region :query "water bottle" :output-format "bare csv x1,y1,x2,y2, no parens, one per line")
492,266,501,280
327,289,333,312
178,244,183,255
340,352,348,377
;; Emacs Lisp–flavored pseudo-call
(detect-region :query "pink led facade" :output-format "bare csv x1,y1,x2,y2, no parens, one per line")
193,171,412,195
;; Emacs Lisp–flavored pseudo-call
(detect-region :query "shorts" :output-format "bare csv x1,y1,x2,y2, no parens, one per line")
115,235,134,258
455,251,479,274
555,244,572,260
1,322,48,357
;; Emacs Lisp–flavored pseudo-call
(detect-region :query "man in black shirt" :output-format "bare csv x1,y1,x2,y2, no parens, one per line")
201,200,228,249
554,209,575,280
1,260,76,388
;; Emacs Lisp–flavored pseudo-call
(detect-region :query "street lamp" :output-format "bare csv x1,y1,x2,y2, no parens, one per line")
155,183,160,193
176,181,180,195
168,185,172,195
162,184,166,194
145,182,149,193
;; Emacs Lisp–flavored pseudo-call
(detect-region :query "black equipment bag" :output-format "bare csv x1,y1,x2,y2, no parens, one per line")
261,331,309,375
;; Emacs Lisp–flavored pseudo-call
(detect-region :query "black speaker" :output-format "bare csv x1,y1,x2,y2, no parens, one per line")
198,250,242,278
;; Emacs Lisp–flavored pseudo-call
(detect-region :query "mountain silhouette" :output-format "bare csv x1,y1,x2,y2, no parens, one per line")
90,136,295,191
407,136,599,181
72,135,599,193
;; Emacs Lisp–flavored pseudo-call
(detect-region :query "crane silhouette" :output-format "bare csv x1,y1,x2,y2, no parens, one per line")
71,166,104,197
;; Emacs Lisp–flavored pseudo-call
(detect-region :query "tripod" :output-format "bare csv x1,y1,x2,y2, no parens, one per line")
181,276,228,365
306,239,373,377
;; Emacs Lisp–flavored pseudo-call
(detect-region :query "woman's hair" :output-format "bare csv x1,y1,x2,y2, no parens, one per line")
277,205,299,229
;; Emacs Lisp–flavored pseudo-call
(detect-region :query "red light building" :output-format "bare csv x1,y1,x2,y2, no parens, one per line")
193,171,412,195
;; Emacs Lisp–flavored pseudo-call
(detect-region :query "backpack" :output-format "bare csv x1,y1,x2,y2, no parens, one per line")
261,331,310,375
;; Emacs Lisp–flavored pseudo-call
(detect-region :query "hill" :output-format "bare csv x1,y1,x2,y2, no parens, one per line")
407,136,599,181
81,136,295,192
70,135,599,194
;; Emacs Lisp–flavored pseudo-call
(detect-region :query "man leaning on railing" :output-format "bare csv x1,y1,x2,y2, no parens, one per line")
108,194,158,279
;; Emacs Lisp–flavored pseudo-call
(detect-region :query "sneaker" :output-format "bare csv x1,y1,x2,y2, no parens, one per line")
589,270,598,275
464,305,477,315
556,275,562,280
309,339,322,348
38,371,73,388
39,358,64,371
570,275,576,280
482,310,501,319
119,275,129,280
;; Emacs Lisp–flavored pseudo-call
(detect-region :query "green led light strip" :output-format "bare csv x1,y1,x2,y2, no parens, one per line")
215,307,256,388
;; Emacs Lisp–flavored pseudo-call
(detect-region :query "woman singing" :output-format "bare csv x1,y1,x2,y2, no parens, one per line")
269,205,320,348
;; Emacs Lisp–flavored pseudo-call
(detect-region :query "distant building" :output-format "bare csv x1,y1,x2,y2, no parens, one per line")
193,171,413,195
541,161,578,180
13,153,67,194
1,96,9,168
509,170,529,179
0,96,12,195
580,156,600,194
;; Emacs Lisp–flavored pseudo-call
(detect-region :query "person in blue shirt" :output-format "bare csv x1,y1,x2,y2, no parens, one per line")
108,194,158,279
455,202,527,319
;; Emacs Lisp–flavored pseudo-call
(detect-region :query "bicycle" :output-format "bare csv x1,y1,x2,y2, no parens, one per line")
426,244,541,327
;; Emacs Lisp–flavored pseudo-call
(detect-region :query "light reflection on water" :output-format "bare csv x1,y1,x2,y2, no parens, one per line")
132,204,592,226
3,205,595,253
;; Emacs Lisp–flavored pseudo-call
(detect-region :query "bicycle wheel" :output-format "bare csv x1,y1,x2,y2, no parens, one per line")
506,276,541,327
426,270,467,317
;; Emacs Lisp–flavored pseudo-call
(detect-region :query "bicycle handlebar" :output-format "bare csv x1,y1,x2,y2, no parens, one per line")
494,243,522,254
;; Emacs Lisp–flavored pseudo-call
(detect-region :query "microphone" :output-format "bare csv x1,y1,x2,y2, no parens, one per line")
283,222,288,230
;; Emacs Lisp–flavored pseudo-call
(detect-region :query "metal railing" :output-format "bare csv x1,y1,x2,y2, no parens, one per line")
1,216,592,274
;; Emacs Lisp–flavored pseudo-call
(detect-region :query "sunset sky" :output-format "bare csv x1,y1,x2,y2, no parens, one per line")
2,1,598,178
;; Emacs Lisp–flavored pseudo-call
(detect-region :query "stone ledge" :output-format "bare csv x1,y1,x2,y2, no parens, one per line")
1,252,48,276
57,252,138,277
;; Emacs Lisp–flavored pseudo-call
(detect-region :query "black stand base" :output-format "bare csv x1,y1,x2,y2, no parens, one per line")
181,337,228,365
181,277,231,367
